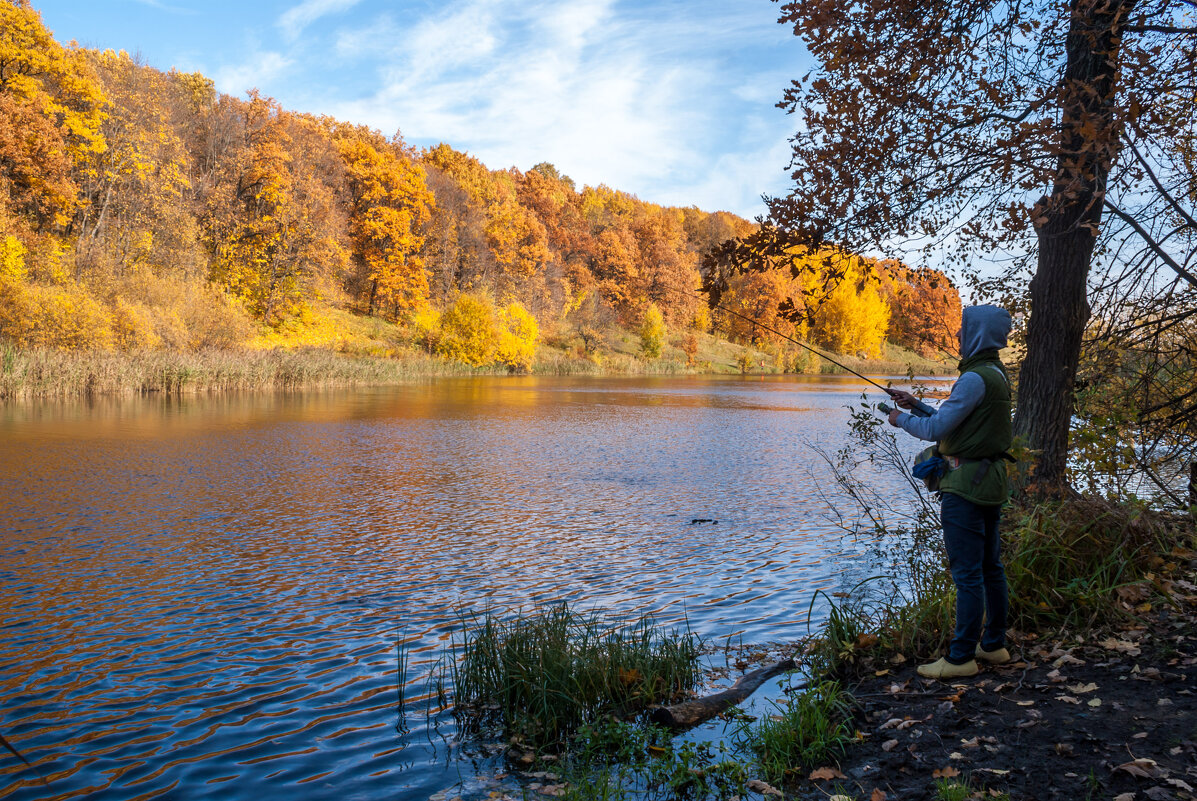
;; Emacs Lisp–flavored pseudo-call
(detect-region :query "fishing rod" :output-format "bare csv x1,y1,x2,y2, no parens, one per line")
675,286,932,418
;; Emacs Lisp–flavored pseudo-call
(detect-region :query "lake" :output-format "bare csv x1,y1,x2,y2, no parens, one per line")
0,375,940,800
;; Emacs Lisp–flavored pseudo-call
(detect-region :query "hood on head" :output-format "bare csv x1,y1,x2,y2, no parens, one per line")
960,305,1011,359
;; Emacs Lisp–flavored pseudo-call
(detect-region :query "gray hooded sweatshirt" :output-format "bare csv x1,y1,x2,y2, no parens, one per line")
897,305,1012,442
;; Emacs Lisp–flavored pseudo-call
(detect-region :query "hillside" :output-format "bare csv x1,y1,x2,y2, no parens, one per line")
0,1,959,386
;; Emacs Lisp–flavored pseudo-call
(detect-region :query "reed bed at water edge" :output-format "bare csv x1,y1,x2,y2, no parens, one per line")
434,603,703,750
0,345,505,398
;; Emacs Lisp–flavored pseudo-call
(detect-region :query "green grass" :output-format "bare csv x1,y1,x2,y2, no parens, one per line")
1003,496,1191,631
934,776,1011,801
736,680,855,785
446,603,703,750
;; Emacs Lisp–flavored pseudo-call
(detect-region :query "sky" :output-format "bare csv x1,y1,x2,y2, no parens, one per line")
34,0,811,220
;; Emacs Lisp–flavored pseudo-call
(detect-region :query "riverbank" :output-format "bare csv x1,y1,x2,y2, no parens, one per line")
0,330,953,400
483,497,1196,801
797,614,1197,801
747,497,1197,801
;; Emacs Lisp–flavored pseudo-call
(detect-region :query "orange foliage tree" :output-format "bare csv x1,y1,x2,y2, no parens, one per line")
337,128,434,318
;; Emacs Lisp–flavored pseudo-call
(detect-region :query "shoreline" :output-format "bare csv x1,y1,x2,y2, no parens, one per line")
0,338,955,401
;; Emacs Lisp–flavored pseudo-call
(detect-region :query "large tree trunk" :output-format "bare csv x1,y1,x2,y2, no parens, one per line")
1013,0,1137,491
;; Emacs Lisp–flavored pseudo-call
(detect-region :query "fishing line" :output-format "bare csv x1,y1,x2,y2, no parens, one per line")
666,286,931,416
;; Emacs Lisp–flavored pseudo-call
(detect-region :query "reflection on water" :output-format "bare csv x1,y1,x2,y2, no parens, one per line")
0,375,940,800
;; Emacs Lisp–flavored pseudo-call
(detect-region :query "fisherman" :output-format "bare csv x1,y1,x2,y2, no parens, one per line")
887,304,1014,679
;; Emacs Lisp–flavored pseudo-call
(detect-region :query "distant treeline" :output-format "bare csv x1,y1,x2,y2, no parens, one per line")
0,0,959,363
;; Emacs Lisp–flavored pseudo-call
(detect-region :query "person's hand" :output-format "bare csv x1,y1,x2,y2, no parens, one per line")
887,389,919,410
888,408,902,427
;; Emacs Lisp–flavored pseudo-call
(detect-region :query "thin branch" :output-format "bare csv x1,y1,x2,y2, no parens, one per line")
1104,202,1197,290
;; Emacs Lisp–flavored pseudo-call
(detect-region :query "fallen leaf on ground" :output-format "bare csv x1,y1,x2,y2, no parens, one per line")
1112,794,1135,801
881,739,899,752
932,767,960,778
1166,778,1195,791
1114,758,1162,779
1087,698,1102,707
1068,682,1098,693
870,790,887,801
1055,695,1081,704
1100,637,1143,656
1144,788,1172,801
746,780,783,797
1053,653,1085,668
949,751,965,760
808,766,846,781
1016,700,1035,706
961,737,980,748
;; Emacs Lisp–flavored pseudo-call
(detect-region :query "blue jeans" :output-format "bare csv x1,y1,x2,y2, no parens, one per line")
941,492,1008,663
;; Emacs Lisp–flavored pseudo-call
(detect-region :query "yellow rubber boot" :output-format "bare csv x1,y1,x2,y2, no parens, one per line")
917,657,978,679
975,645,1011,664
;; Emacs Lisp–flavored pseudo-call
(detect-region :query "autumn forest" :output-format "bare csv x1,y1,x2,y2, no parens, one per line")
0,0,961,380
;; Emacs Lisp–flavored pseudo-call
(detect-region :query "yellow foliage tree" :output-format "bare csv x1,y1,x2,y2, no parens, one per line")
210,95,344,323
496,301,539,371
75,50,195,283
640,302,666,359
436,293,498,366
0,1,106,229
809,263,890,357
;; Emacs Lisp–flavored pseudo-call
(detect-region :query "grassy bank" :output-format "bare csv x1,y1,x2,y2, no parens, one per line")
454,498,1194,801
0,329,953,400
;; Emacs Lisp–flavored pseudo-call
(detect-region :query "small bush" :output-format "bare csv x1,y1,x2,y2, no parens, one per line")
496,301,539,371
639,303,665,359
409,303,441,351
682,333,698,366
1,236,27,282
111,298,161,351
0,280,114,350
437,293,498,366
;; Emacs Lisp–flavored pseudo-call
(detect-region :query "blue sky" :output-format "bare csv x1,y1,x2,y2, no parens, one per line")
34,0,810,219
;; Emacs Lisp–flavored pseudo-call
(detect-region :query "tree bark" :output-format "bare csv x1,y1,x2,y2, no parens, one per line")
1013,0,1137,490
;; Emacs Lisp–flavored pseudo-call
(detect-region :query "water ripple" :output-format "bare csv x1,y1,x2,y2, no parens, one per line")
0,375,943,800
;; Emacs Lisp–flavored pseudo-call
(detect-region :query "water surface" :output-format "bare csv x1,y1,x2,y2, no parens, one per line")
0,375,937,800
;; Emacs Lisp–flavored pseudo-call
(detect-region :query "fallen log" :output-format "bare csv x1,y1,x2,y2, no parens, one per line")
650,658,799,729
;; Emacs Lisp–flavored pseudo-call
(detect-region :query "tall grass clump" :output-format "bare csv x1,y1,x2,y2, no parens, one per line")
736,679,854,784
449,603,702,749
1004,495,1195,631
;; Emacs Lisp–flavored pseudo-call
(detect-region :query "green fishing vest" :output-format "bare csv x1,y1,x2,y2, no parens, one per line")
938,349,1013,506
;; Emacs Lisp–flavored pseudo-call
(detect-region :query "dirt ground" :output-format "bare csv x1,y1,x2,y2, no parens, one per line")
789,610,1197,801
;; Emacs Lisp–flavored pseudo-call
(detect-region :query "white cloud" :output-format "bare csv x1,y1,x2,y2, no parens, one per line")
213,51,294,96
278,0,363,41
325,0,762,205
